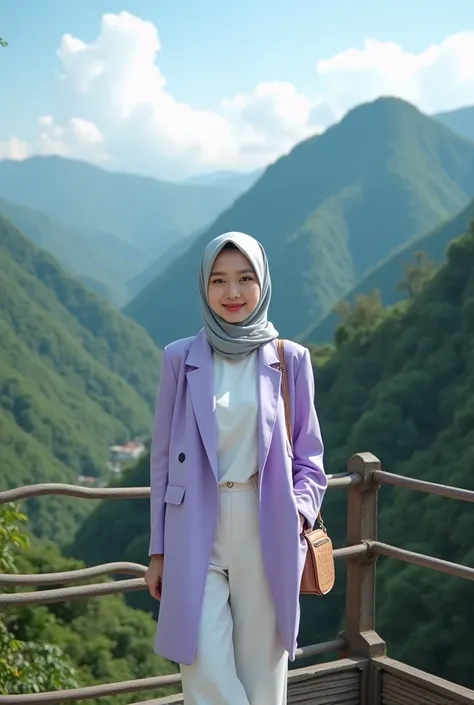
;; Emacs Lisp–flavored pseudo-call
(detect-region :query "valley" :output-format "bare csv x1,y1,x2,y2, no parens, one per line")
1,94,474,698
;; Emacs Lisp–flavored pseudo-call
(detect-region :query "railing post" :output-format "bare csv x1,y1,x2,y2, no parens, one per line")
342,452,386,704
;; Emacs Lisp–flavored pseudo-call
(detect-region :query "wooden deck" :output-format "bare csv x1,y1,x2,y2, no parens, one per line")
130,656,474,705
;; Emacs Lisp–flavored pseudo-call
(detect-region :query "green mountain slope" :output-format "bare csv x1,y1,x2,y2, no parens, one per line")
124,97,474,347
184,168,264,191
0,155,244,259
0,214,162,543
305,198,474,343
435,106,474,143
73,221,474,689
0,197,148,306
127,228,204,299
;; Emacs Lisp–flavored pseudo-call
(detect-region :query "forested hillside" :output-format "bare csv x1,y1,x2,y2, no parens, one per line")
306,198,474,343
0,215,162,543
0,197,148,306
0,503,178,703
0,155,245,259
125,97,474,348
435,105,474,143
75,221,474,689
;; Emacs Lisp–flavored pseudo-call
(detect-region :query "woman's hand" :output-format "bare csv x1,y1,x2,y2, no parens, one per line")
299,513,305,534
145,555,164,599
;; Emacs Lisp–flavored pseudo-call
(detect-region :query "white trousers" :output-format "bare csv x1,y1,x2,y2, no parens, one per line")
180,477,288,705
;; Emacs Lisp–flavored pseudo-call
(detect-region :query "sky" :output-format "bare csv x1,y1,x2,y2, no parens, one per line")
1,0,473,180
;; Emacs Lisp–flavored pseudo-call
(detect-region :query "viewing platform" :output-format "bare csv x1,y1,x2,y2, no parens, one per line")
1,452,474,704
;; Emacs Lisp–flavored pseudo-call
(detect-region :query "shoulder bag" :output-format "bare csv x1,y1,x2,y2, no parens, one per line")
277,339,335,596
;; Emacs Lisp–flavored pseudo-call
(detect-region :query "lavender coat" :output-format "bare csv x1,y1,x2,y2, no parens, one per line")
149,329,327,666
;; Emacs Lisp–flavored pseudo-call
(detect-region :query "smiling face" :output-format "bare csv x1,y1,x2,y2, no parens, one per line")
207,246,261,323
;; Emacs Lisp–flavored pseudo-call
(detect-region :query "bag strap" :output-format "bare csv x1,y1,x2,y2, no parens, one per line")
277,339,325,532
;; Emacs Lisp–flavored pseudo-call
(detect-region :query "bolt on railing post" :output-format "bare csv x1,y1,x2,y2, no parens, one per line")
341,452,386,705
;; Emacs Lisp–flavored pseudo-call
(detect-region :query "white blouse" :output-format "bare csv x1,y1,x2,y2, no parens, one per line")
213,351,259,483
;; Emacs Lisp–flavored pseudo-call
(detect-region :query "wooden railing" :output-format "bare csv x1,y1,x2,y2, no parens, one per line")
1,452,474,705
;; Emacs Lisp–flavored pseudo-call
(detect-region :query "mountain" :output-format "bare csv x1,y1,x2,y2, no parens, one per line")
0,155,245,259
73,221,474,689
0,213,162,544
0,197,148,306
127,228,204,299
304,198,474,343
435,106,474,143
124,97,474,348
185,168,264,192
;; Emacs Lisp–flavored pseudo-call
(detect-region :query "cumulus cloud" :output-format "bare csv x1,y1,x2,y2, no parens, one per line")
38,115,108,161
0,137,29,161
6,11,474,178
315,33,474,116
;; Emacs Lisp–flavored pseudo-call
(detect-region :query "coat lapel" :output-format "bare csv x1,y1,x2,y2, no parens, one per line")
258,340,282,475
186,330,218,479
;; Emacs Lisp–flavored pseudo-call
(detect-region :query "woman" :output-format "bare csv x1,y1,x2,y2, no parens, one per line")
145,231,327,705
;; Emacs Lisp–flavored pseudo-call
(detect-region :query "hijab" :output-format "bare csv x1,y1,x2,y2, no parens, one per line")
199,231,279,359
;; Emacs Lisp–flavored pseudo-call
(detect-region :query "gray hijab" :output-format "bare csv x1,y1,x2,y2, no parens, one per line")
199,231,279,359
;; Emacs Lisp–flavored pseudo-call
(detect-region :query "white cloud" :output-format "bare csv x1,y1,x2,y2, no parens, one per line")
0,137,29,161
38,115,108,161
6,12,474,179
315,32,474,116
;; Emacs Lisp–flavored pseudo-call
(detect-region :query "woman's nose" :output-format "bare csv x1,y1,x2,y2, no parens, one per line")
227,284,241,298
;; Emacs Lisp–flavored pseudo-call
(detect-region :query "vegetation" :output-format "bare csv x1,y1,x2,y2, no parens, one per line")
435,106,474,143
0,197,150,307
0,155,248,299
125,97,474,347
307,220,474,687
0,503,178,702
0,504,78,695
75,221,474,689
0,215,162,543
308,197,474,343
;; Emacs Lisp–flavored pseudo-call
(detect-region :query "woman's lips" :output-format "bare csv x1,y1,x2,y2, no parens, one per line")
223,303,244,311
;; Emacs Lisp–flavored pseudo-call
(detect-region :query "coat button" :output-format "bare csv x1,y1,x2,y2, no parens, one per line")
178,452,185,463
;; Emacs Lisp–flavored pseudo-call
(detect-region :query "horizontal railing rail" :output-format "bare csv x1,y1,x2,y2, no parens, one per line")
373,469,474,502
0,472,362,505
0,544,368,606
0,637,347,704
2,452,474,703
369,540,474,581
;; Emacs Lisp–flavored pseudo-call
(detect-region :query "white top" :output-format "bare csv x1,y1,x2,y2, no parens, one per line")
213,351,259,483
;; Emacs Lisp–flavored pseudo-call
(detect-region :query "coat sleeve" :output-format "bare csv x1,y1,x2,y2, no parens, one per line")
292,348,328,530
148,348,178,556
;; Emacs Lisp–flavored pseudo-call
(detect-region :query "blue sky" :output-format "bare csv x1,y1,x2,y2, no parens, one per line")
1,0,473,178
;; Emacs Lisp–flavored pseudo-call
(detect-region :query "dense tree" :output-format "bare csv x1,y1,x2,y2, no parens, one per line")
0,215,163,543
396,251,438,298
0,504,178,703
0,504,78,695
333,289,387,345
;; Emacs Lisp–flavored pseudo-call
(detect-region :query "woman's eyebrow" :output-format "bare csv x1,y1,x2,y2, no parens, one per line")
211,268,254,276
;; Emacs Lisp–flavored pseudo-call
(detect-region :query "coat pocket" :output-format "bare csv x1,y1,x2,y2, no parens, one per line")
164,484,186,505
